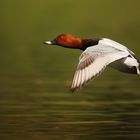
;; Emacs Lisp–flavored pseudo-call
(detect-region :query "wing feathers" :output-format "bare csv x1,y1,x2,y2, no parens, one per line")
77,56,94,70
70,40,131,92
70,51,129,92
71,56,107,92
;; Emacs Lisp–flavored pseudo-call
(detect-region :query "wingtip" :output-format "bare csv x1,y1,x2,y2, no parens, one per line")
70,86,78,93
137,71,140,76
70,84,81,92
136,66,140,75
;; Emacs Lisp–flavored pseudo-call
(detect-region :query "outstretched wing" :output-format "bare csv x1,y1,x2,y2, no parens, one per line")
70,44,129,92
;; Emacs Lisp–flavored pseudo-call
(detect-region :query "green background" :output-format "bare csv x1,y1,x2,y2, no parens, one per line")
0,0,140,140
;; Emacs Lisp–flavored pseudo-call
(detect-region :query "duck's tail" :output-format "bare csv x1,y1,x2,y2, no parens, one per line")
110,56,140,75
137,64,140,75
129,54,140,76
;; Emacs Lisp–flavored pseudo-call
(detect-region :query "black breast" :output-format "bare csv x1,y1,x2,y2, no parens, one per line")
80,39,100,51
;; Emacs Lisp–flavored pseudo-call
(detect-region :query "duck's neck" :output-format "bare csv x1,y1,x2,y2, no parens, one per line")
80,39,100,51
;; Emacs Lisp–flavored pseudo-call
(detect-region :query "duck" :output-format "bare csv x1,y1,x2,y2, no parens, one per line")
43,34,140,92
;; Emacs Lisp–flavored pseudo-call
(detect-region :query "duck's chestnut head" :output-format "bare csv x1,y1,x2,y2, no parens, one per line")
44,34,82,49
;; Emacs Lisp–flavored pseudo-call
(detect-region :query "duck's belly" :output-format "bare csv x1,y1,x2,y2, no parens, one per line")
109,57,137,74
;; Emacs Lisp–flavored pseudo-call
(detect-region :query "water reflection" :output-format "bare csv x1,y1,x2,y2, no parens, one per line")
0,75,140,140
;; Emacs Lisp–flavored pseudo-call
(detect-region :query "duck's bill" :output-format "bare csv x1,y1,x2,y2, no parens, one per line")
43,40,56,45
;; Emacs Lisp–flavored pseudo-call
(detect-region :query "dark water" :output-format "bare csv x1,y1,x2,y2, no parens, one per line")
1,0,140,139
0,73,140,140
